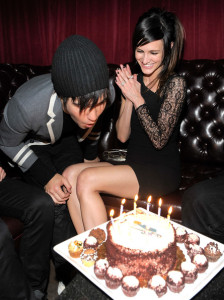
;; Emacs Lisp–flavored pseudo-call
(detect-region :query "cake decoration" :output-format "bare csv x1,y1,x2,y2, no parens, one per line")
167,270,185,293
181,261,198,283
68,240,83,258
148,274,167,297
204,242,222,262
192,254,208,273
89,228,106,245
122,275,140,297
83,236,98,249
187,244,204,260
185,233,200,249
81,248,97,267
176,227,187,243
105,266,123,289
94,258,109,279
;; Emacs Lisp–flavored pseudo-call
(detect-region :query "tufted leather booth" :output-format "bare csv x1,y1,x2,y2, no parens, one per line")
1,60,224,245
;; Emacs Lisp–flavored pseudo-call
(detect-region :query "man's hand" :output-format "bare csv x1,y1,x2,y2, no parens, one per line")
44,173,72,204
0,167,6,182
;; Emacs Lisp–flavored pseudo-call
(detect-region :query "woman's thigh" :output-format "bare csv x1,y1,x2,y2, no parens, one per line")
77,164,139,199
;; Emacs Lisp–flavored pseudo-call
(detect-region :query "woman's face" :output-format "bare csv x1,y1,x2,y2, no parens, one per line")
135,39,164,78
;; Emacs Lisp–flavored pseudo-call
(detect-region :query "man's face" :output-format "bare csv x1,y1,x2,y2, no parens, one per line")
62,95,107,129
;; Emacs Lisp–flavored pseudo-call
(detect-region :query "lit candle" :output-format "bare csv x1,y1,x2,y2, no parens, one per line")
158,198,162,217
134,194,138,215
120,198,126,216
167,206,173,221
147,196,152,214
110,209,115,228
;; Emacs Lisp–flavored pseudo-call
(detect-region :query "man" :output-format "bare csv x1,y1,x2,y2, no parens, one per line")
0,163,54,300
182,171,224,244
0,35,109,290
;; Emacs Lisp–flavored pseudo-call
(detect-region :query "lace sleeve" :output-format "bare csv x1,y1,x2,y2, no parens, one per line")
135,76,186,149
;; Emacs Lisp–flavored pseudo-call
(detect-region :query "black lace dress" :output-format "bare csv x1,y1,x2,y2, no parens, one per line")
120,73,186,198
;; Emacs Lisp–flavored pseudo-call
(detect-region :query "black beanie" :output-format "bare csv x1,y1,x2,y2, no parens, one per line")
52,35,109,98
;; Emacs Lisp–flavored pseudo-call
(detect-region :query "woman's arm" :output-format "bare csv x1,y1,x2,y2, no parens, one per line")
136,76,186,149
115,96,133,143
115,64,144,143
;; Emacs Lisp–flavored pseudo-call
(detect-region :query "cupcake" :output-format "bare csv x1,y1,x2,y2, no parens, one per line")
83,236,98,250
97,242,107,260
167,270,185,293
105,266,123,289
68,240,83,258
176,227,187,243
192,254,208,273
81,248,97,267
204,242,222,262
94,258,109,279
148,275,167,297
184,233,200,249
187,244,204,260
89,228,106,245
121,275,140,297
181,261,198,283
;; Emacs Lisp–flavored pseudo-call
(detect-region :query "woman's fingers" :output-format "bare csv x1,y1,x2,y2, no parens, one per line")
116,65,134,86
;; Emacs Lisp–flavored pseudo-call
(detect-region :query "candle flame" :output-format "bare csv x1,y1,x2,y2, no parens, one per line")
110,209,114,217
134,194,138,202
121,198,126,205
168,206,172,215
147,195,152,203
159,198,162,207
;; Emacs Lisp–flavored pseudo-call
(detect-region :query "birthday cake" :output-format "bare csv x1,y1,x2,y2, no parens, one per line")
106,212,176,281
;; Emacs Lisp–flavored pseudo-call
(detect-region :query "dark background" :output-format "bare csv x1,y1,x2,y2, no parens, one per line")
0,0,223,65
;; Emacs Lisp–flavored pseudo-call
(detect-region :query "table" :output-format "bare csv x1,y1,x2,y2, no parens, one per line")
57,268,224,300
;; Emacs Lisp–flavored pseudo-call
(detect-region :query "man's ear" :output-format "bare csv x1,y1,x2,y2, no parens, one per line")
171,41,174,48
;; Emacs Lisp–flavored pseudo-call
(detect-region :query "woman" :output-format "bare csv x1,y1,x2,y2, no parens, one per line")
64,8,186,233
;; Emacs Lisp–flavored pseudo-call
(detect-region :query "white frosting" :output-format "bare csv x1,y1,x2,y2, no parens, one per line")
188,233,199,242
206,242,220,254
181,261,197,272
189,244,201,251
110,213,175,252
176,227,186,235
193,254,207,264
209,245,217,253
168,271,183,283
86,236,97,245
123,275,139,287
107,266,123,279
96,259,109,269
150,275,166,287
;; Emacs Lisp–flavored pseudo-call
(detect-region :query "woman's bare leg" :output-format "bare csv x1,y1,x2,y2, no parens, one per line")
76,165,139,231
63,162,111,234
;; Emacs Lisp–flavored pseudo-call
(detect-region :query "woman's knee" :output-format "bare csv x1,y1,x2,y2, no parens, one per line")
63,164,84,185
76,169,96,198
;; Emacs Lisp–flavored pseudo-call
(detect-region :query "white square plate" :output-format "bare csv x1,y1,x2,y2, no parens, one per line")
54,209,224,299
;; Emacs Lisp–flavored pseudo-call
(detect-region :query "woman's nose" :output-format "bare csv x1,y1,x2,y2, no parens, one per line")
142,54,150,64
